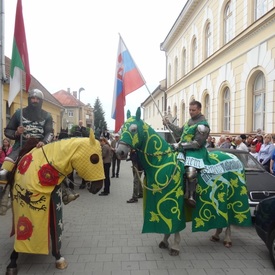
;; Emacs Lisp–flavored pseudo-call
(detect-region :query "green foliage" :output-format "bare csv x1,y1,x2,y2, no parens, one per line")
93,97,108,132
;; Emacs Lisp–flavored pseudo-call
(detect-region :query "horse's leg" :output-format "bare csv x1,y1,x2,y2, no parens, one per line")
210,227,223,242
6,250,18,275
159,234,170,249
169,232,181,256
50,199,68,270
223,226,232,248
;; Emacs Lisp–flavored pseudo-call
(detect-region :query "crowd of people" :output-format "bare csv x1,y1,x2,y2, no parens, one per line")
207,131,275,174
2,93,275,210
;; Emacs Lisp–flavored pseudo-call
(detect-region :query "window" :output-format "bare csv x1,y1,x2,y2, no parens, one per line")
253,72,266,131
174,57,178,83
204,94,210,121
223,88,230,131
182,48,186,76
205,22,211,58
168,64,172,87
192,37,198,69
255,0,268,20
224,1,233,44
68,110,74,117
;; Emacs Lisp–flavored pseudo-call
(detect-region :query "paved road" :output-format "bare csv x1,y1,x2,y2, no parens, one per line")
0,160,274,275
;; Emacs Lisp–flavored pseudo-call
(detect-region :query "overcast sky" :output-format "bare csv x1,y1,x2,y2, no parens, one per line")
4,0,186,130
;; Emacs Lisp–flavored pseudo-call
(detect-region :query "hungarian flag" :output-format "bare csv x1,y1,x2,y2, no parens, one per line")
8,0,31,107
111,35,145,133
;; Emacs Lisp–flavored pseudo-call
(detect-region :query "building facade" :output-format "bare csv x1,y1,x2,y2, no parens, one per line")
144,0,275,136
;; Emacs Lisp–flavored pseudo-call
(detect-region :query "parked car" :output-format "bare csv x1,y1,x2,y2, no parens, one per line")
208,148,275,217
255,196,275,268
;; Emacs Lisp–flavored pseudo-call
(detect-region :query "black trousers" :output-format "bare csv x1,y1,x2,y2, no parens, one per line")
112,156,121,176
103,163,111,193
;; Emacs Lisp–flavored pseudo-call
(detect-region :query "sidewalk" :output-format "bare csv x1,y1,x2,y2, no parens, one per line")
0,160,274,274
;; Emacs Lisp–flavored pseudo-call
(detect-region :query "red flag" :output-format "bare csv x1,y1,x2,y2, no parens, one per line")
111,35,145,132
8,0,31,106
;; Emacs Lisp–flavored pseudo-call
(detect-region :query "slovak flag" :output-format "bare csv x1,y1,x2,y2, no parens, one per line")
111,35,145,132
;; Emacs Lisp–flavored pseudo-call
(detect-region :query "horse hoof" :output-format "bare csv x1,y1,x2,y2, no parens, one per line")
169,248,180,256
210,235,220,242
159,241,169,249
223,241,232,248
6,267,18,275
55,257,68,270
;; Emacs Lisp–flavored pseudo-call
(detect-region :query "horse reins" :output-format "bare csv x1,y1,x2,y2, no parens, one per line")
41,147,77,187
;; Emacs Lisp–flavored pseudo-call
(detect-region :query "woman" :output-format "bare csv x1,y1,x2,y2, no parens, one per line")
257,134,274,173
99,137,112,196
0,138,12,168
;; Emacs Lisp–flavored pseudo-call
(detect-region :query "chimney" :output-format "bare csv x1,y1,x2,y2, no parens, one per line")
67,88,70,93
73,91,77,98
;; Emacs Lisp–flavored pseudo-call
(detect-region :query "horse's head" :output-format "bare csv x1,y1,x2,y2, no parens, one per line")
116,108,144,160
71,130,105,193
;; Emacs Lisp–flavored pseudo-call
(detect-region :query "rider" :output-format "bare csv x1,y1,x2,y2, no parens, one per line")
0,89,78,204
163,100,210,208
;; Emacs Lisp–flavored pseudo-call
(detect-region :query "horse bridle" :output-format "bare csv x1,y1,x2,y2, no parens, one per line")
118,141,180,192
41,146,78,187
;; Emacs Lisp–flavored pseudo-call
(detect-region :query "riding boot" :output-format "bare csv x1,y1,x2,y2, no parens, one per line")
61,182,79,205
0,158,15,184
186,178,197,208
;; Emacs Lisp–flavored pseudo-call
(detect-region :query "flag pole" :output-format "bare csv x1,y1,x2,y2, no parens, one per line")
118,33,177,143
19,71,23,149
143,83,177,143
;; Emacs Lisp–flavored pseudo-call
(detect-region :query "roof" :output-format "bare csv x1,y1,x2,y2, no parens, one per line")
52,90,85,107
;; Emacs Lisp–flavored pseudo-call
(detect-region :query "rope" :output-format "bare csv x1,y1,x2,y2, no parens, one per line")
132,161,179,192
41,147,78,187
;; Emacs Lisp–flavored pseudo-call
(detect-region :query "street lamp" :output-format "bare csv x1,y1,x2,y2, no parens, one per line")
79,87,85,101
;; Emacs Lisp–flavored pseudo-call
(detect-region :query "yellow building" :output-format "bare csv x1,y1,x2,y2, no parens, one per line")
144,0,275,136
1,56,64,140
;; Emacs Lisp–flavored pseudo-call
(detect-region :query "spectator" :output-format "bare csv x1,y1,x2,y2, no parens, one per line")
257,134,274,173
126,150,143,203
249,144,258,159
72,120,89,137
206,136,215,148
240,134,247,146
0,138,12,168
235,136,249,151
218,135,231,148
246,135,254,148
211,137,216,147
102,128,110,141
230,136,237,149
270,147,275,175
110,134,121,178
99,137,112,196
253,133,264,153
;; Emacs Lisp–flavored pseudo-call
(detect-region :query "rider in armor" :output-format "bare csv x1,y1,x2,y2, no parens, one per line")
0,89,79,204
163,100,210,208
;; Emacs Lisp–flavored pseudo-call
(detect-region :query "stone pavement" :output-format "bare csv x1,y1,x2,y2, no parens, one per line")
0,160,274,275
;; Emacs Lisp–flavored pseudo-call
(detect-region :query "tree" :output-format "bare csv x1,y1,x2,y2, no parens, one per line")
93,97,108,138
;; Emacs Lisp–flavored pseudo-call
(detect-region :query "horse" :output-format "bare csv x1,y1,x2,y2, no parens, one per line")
115,108,252,256
2,130,105,275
